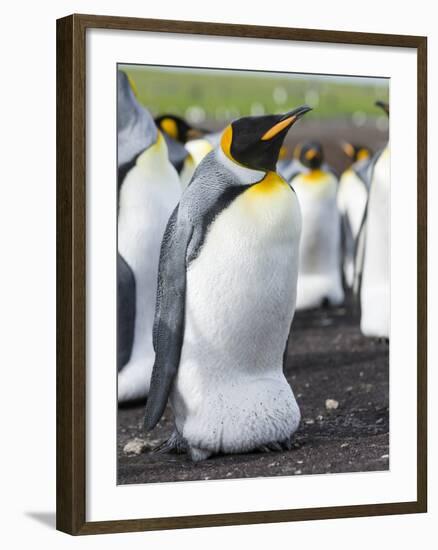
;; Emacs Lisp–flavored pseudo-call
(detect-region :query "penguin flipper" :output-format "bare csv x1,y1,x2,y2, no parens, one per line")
145,206,193,431
117,253,136,371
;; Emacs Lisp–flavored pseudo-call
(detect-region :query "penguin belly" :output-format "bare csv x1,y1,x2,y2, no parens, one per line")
294,173,344,309
360,149,390,338
337,169,368,288
118,138,181,402
172,175,302,455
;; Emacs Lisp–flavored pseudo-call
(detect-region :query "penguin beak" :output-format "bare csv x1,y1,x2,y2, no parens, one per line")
375,100,389,116
261,105,312,141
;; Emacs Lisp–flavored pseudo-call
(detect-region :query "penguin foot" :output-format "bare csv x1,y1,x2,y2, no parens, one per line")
189,447,212,462
152,430,187,455
257,438,293,453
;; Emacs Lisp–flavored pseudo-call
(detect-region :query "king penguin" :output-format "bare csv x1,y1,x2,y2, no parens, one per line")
360,101,390,338
291,142,344,310
144,105,312,461
117,72,182,403
337,143,373,288
155,114,206,188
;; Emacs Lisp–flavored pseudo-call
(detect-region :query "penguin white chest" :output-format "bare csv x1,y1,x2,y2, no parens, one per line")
184,174,301,371
173,174,302,453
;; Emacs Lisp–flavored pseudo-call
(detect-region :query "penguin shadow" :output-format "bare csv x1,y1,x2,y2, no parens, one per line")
25,511,56,530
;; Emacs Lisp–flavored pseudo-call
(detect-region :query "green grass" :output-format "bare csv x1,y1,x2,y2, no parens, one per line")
120,64,389,123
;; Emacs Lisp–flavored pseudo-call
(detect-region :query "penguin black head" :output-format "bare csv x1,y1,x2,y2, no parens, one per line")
296,141,324,170
375,100,389,116
341,142,372,163
221,105,312,172
155,114,206,144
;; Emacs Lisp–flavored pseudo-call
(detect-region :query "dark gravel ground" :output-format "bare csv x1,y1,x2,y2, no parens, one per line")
117,302,389,485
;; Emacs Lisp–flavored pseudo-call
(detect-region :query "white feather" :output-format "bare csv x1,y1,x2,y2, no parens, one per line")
360,148,390,338
118,133,181,402
293,171,344,309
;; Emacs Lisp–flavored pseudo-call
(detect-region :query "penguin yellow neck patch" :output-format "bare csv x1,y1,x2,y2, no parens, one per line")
247,171,289,196
301,169,328,183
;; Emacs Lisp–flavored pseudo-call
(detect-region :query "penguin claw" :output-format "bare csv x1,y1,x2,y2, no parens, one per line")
257,439,294,453
151,430,186,455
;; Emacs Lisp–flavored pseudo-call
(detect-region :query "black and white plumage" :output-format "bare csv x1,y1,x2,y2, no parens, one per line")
144,108,311,461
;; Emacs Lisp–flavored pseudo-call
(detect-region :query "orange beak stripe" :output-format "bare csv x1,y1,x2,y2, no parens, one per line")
261,115,296,141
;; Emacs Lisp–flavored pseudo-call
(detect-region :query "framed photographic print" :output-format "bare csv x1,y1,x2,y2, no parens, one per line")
56,14,427,535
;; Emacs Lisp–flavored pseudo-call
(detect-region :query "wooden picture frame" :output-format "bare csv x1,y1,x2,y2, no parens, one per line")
56,13,427,535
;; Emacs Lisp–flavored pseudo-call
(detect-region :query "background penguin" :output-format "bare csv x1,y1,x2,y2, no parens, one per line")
155,114,207,188
337,142,373,288
291,141,344,310
144,106,312,461
360,101,390,338
117,72,182,403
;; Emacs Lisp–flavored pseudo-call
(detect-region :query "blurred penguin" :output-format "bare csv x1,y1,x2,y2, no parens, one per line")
117,72,181,403
291,141,344,310
155,114,207,188
337,142,373,288
359,101,390,338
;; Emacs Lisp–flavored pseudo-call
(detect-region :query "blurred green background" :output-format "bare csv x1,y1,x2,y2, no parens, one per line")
120,64,389,123
119,64,389,173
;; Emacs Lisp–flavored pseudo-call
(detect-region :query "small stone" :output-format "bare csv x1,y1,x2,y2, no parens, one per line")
295,470,302,475
316,415,324,421
325,399,339,410
123,438,147,456
296,460,303,464
305,419,315,425
346,386,353,392
381,454,389,459
376,418,384,425
341,443,349,448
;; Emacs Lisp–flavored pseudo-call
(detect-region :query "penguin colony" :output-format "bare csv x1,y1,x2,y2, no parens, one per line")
117,69,390,460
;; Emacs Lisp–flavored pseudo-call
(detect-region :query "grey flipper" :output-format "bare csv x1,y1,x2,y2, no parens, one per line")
162,132,189,173
352,149,383,295
117,253,136,371
144,206,192,430
144,152,252,431
353,157,373,190
117,71,157,168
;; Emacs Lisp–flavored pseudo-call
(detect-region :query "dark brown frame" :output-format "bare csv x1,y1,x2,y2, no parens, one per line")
57,13,427,535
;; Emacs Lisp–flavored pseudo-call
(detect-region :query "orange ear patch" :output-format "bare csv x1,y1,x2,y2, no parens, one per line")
342,142,355,158
160,118,178,140
220,125,234,161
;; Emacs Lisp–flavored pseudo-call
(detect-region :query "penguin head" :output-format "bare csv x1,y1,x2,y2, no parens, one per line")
341,142,372,163
155,114,206,144
220,105,312,172
297,141,324,170
375,100,389,116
